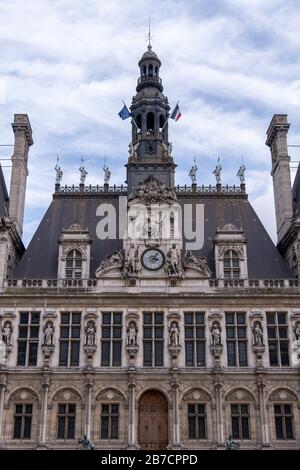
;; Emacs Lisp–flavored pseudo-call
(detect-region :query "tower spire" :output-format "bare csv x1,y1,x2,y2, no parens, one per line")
147,17,153,49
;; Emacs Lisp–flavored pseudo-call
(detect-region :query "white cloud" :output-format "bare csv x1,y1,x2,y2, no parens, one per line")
0,0,300,246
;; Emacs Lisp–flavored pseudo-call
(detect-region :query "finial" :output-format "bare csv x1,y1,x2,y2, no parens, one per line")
54,155,63,185
103,157,111,185
237,157,246,184
79,155,88,184
146,17,153,49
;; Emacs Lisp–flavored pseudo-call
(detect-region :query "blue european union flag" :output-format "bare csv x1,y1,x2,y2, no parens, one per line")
118,104,132,120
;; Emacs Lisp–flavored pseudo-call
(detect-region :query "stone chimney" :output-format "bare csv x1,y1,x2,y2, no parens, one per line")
9,114,33,236
266,114,293,242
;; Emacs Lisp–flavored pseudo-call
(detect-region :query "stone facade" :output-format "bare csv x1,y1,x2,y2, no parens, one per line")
0,45,300,451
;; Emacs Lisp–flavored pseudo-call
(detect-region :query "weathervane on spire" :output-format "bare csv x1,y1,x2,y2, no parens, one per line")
146,17,153,49
79,155,88,184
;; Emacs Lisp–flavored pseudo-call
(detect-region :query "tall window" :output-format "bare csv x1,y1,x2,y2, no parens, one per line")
100,404,119,439
274,404,294,440
226,312,247,367
59,312,81,366
13,404,32,439
267,312,289,366
101,312,122,367
66,249,82,279
17,312,40,366
143,312,164,367
184,312,205,367
57,404,76,439
223,249,240,278
231,404,250,439
188,404,207,439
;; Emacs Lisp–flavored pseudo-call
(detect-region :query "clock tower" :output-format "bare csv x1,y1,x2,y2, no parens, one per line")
126,44,176,194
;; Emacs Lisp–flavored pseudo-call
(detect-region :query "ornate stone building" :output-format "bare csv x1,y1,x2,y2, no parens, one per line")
0,45,300,450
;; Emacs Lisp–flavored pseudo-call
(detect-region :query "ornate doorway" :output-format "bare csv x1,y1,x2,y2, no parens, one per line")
138,390,168,450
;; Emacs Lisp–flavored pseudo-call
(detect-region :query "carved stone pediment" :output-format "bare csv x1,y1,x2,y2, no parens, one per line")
96,389,124,402
53,388,81,402
10,388,39,402
183,252,211,278
183,388,211,402
226,388,254,402
269,389,297,402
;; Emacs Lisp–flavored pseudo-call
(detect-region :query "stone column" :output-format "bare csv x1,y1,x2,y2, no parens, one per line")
38,375,49,447
257,377,269,446
0,375,7,444
214,377,224,446
84,379,93,439
171,381,180,448
128,380,137,448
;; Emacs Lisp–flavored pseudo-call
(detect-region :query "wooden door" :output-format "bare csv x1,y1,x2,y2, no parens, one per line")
138,390,168,450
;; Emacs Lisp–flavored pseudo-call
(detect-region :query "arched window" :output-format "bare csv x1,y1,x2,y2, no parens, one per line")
66,249,82,279
136,114,142,129
154,66,159,76
142,65,146,76
223,249,240,278
146,112,154,131
159,115,165,129
148,64,153,77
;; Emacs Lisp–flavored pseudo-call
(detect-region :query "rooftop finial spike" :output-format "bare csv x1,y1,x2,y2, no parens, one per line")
147,17,153,49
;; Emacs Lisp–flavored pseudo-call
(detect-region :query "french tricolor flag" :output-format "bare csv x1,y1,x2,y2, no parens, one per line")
170,102,181,121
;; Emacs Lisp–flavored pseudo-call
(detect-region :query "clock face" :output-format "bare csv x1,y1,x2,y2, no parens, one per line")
142,249,165,271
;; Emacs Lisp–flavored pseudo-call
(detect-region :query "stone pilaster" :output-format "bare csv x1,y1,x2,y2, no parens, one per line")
213,373,224,447
84,378,93,439
38,374,50,448
257,375,270,447
127,380,138,448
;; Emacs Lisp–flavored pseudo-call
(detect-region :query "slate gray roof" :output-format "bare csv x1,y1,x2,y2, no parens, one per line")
0,164,9,217
293,163,300,217
13,191,292,279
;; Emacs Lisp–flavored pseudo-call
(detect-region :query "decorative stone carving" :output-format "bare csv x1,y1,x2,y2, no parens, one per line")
122,244,140,278
168,321,181,363
54,162,63,184
127,321,138,346
2,321,12,347
41,321,55,365
103,159,111,184
169,321,180,347
79,160,88,184
43,322,54,346
218,244,244,259
95,250,123,277
128,176,177,204
84,321,97,365
237,163,246,184
252,321,264,347
188,157,198,184
294,321,300,341
183,251,211,277
165,244,183,278
291,321,300,367
221,223,240,232
213,157,222,184
209,320,223,366
126,313,139,368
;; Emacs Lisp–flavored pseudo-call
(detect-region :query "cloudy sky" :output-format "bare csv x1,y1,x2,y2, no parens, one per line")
1,0,300,245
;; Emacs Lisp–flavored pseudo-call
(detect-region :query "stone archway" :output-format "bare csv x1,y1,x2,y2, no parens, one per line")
138,390,168,450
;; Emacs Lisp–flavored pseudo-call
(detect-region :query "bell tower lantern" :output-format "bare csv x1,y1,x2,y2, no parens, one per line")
126,44,176,193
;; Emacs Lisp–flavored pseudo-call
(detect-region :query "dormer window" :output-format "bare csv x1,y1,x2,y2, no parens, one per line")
224,249,240,279
57,223,92,280
66,249,82,279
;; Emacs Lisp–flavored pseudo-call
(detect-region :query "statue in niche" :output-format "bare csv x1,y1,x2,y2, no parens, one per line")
252,321,264,347
43,322,54,346
211,322,222,346
169,321,180,347
85,321,96,347
127,321,138,346
2,322,12,346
